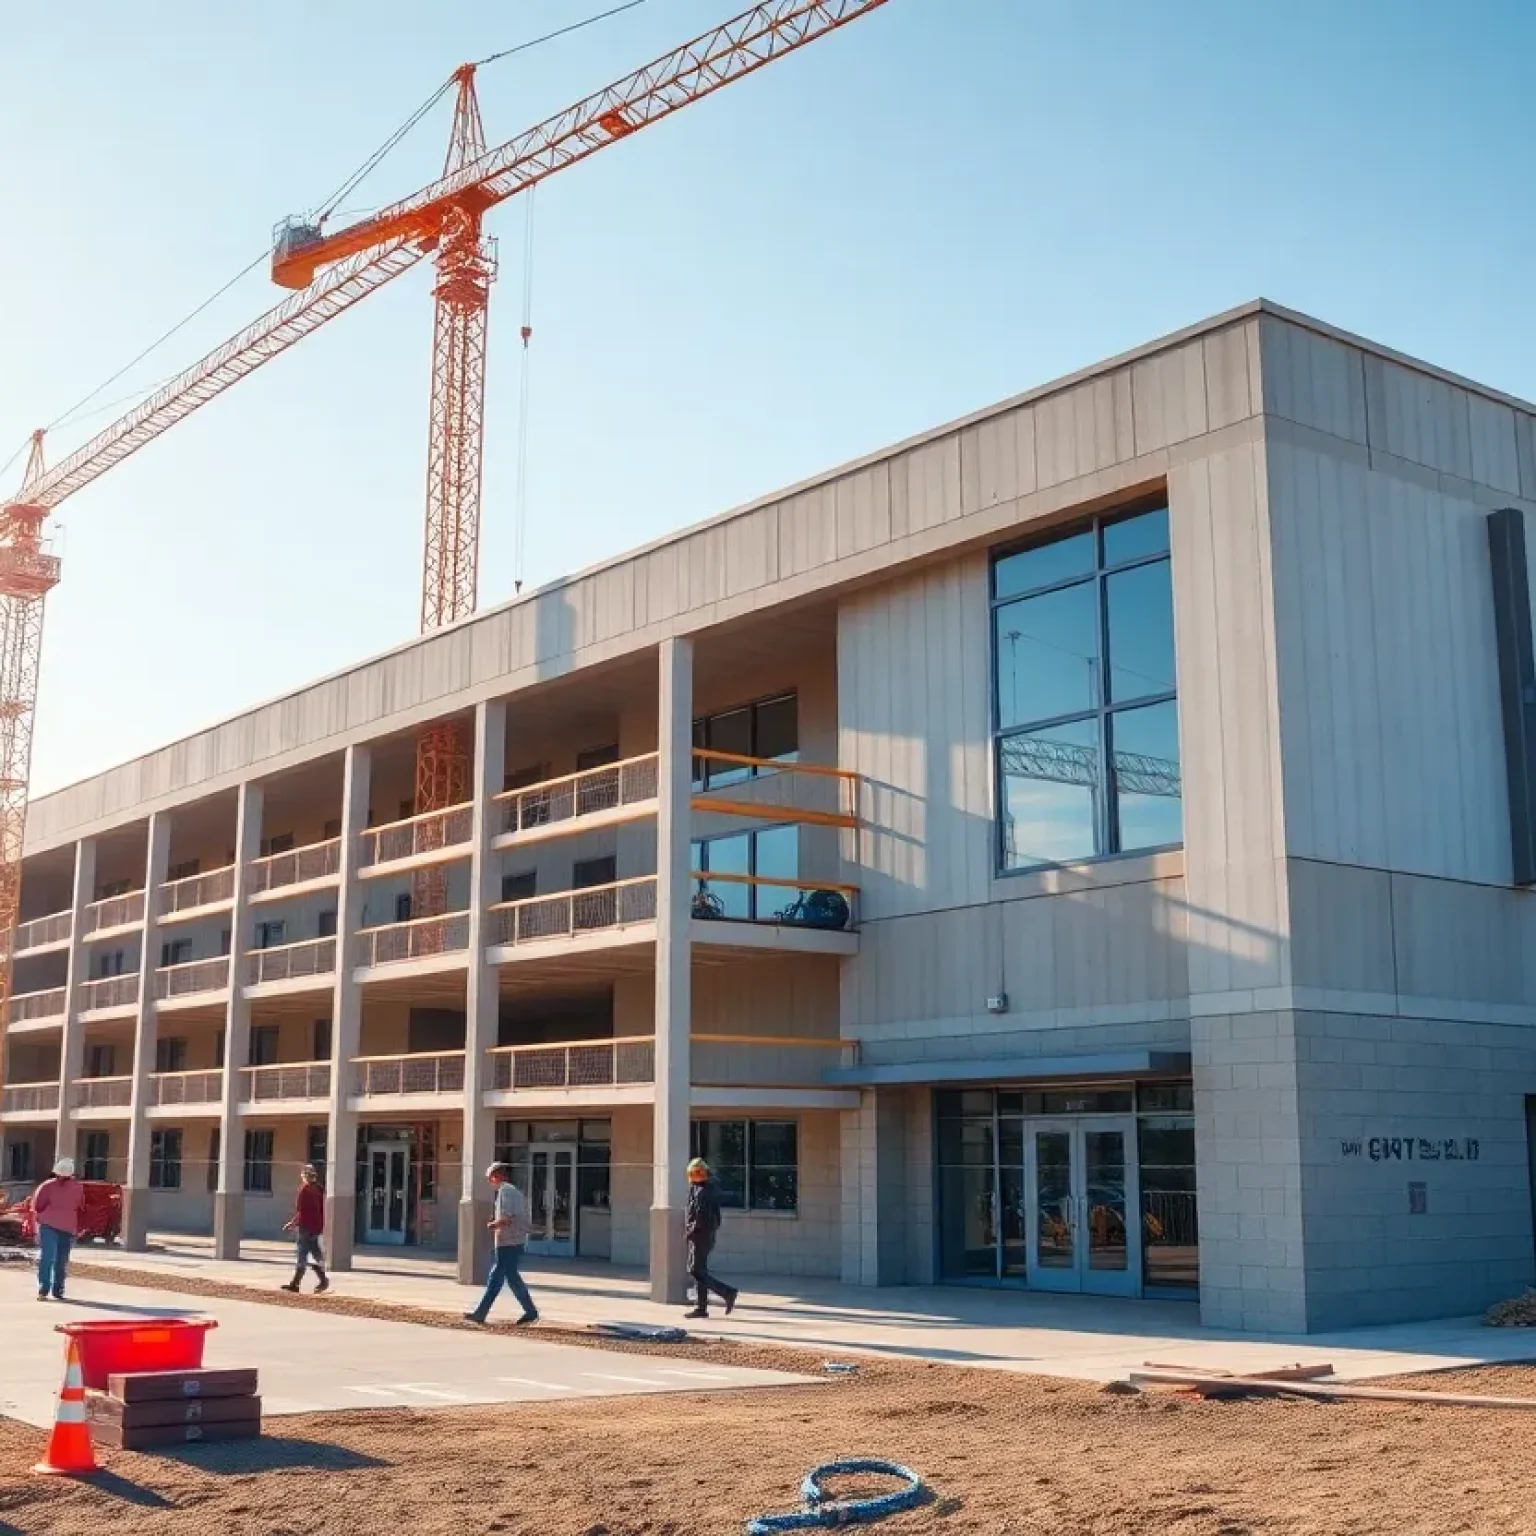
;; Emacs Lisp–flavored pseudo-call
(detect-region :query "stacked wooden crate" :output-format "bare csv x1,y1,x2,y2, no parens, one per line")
87,1367,261,1450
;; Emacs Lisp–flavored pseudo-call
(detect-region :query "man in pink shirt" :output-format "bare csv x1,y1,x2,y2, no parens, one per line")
32,1157,85,1301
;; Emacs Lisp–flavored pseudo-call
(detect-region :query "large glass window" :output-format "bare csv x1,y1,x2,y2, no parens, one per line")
992,506,1180,870
689,1119,799,1212
149,1129,183,1190
691,824,799,921
693,693,799,790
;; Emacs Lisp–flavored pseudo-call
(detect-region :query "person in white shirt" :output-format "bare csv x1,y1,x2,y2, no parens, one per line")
463,1162,539,1326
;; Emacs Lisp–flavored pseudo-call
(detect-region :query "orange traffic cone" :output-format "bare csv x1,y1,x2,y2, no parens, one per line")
33,1339,97,1476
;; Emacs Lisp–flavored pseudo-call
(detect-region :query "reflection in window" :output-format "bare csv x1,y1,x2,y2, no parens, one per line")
991,507,1181,868
693,693,799,790
691,825,799,921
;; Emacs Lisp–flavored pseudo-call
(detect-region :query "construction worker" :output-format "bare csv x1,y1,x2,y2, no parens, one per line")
684,1157,738,1320
280,1164,330,1295
463,1162,539,1327
32,1157,84,1302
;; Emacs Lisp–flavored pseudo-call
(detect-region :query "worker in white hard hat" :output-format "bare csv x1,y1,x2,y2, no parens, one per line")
32,1157,84,1302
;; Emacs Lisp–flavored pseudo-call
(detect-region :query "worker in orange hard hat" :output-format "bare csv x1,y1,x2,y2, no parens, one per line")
683,1157,739,1320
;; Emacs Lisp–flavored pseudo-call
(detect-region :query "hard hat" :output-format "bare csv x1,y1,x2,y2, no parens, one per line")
52,1157,76,1178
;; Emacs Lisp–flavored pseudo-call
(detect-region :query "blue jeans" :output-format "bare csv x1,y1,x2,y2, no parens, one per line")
38,1226,73,1297
292,1232,325,1282
471,1243,536,1321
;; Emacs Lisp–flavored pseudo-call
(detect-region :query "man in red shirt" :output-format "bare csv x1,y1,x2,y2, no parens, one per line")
32,1157,85,1302
281,1164,329,1294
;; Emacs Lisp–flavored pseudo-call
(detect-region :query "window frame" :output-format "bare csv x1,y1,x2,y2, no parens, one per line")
990,504,1180,874
149,1128,183,1190
243,1128,275,1194
691,824,799,921
82,1131,111,1182
688,1117,800,1214
692,692,799,791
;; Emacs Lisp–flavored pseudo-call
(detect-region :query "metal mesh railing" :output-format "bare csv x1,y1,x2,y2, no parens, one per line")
71,1076,132,1109
154,956,231,1000
486,877,657,948
149,1069,223,1106
241,1062,332,1103
84,890,145,933
353,912,471,967
488,1036,655,1092
351,1052,466,1097
494,754,659,837
360,804,473,867
2,1081,60,1114
246,936,337,986
13,909,72,952
7,986,66,1024
248,837,341,894
79,973,140,1012
159,864,235,914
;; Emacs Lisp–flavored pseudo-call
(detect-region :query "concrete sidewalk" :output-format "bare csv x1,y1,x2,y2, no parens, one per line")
74,1235,1536,1384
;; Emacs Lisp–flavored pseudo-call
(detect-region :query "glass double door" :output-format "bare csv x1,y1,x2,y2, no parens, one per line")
519,1144,575,1258
364,1142,409,1245
988,1116,1140,1295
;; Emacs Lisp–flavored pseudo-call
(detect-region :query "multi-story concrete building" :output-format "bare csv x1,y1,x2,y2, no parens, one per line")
5,299,1536,1333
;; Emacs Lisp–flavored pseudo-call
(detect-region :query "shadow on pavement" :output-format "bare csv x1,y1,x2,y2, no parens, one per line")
56,1299,209,1316
80,1470,174,1508
155,1437,389,1475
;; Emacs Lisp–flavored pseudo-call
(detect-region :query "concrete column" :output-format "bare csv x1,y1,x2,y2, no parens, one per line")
121,813,171,1250
324,745,370,1270
214,782,263,1259
458,698,505,1283
53,837,97,1162
650,637,692,1303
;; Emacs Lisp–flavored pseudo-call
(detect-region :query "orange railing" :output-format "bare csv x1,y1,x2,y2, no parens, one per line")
487,1035,655,1092
248,837,341,894
691,749,858,828
360,804,473,868
485,877,657,949
493,753,659,838
689,1032,858,1087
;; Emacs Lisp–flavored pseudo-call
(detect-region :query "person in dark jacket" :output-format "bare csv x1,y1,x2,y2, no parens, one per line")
683,1157,738,1319
281,1164,329,1294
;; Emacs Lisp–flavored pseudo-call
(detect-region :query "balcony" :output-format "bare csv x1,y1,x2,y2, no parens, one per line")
359,804,472,873
689,872,860,956
353,912,470,972
486,877,658,957
240,1061,331,1107
13,909,72,955
85,890,145,937
245,936,336,991
492,753,659,847
79,973,140,1016
148,1069,223,1113
248,837,341,900
2,1081,60,1118
72,1076,132,1112
154,956,231,1005
349,1051,465,1105
691,749,858,828
487,1036,655,1098
689,1033,858,1093
7,986,67,1030
159,863,235,920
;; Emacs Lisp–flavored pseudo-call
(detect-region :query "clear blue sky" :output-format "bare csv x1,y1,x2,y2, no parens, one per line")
3,0,1532,795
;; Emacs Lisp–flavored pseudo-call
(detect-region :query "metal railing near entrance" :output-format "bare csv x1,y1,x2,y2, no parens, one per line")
486,876,657,949
492,753,659,838
351,1052,465,1097
487,1035,656,1092
248,837,341,895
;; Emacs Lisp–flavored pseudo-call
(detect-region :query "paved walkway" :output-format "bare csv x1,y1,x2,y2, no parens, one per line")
1,1263,808,1428
71,1235,1536,1384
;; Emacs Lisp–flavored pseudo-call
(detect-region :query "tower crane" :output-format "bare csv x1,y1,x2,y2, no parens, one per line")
0,0,892,1071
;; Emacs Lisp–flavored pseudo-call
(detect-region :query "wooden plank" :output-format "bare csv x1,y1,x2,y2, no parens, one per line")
89,1393,263,1429
92,1417,262,1451
1142,1361,1335,1382
1128,1370,1536,1410
107,1367,259,1403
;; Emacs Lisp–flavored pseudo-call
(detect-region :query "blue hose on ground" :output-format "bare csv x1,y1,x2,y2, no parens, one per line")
745,1460,926,1533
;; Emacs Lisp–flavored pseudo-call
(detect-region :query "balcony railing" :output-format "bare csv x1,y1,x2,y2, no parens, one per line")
486,876,657,949
80,973,140,1012
360,804,473,868
494,753,659,839
160,864,235,914
2,1081,60,1115
690,1032,858,1087
155,956,231,1001
690,871,858,931
246,936,337,987
692,749,859,827
149,1068,223,1106
72,1076,132,1110
13,909,72,952
351,1051,465,1097
248,837,341,895
7,986,67,1025
85,890,145,934
353,911,470,969
488,1036,655,1093
241,1061,332,1103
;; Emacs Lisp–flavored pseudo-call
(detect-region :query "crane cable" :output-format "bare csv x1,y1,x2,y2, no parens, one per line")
513,186,535,595
475,0,649,69
313,77,455,224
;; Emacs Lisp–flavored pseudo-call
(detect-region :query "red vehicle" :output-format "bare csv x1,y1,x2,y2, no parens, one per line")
0,1181,123,1246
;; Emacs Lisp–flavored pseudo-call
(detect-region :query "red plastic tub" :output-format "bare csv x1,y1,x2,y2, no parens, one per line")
55,1318,217,1390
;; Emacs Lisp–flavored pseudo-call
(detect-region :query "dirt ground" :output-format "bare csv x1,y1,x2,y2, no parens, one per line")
6,1347,1536,1536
